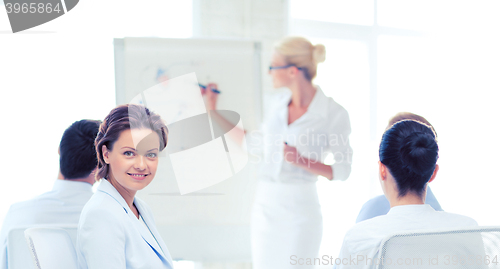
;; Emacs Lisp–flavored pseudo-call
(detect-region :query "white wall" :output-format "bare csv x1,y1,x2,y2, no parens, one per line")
194,0,288,101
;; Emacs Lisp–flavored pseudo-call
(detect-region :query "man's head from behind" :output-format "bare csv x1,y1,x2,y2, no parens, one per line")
59,120,101,180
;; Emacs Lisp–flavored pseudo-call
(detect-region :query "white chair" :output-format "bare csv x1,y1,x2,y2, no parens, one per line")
7,228,36,269
24,227,78,269
376,226,500,269
7,225,77,269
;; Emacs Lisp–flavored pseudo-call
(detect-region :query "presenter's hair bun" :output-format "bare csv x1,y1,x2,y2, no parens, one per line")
312,44,326,64
274,36,326,81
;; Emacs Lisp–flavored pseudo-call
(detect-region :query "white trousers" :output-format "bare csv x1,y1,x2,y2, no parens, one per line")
250,180,323,269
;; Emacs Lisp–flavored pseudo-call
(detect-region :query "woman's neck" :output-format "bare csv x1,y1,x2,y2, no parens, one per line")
289,79,316,109
383,173,427,208
107,176,136,209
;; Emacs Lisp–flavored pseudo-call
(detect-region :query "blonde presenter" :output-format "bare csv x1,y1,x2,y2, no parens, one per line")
205,36,353,269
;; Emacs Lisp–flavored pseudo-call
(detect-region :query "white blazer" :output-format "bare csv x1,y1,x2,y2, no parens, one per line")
76,179,173,269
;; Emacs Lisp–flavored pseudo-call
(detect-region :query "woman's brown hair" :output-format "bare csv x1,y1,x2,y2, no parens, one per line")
94,104,168,180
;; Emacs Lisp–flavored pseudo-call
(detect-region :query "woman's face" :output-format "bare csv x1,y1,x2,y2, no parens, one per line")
103,128,160,194
269,52,293,89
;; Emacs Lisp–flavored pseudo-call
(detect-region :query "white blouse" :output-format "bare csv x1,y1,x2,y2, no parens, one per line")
247,86,353,183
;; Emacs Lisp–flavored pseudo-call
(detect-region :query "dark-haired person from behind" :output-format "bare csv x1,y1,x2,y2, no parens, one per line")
355,112,442,223
0,119,101,269
336,120,477,269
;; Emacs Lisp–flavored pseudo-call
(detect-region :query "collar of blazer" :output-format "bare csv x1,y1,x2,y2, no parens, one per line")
97,179,173,266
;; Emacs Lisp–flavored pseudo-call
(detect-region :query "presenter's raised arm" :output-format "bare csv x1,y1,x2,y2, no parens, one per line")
204,82,247,146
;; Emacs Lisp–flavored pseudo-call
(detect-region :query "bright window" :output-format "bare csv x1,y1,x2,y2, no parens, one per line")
290,0,374,26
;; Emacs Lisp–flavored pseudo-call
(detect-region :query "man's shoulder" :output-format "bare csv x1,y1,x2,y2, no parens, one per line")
0,200,39,232
8,184,90,213
7,199,37,212
0,189,84,241
6,191,55,214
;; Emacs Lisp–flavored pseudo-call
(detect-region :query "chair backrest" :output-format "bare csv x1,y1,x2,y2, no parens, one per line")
7,225,77,269
376,226,500,269
24,227,78,269
7,228,36,269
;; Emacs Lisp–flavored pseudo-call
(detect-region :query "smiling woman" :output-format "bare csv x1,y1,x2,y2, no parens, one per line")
76,104,173,269
102,128,160,217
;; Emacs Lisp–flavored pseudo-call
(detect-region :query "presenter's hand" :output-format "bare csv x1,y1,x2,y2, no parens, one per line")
204,82,219,110
283,143,300,164
283,143,333,179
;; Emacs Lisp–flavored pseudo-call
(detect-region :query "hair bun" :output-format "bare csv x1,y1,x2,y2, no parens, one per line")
312,44,326,64
400,132,438,174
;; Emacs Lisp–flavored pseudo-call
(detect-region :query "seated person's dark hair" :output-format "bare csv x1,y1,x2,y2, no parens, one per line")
379,120,438,197
59,120,101,179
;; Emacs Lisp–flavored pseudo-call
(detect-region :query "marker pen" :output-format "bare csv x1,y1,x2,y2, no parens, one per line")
198,83,221,94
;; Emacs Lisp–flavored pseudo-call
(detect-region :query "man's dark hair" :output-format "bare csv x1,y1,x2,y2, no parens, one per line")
59,120,101,179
